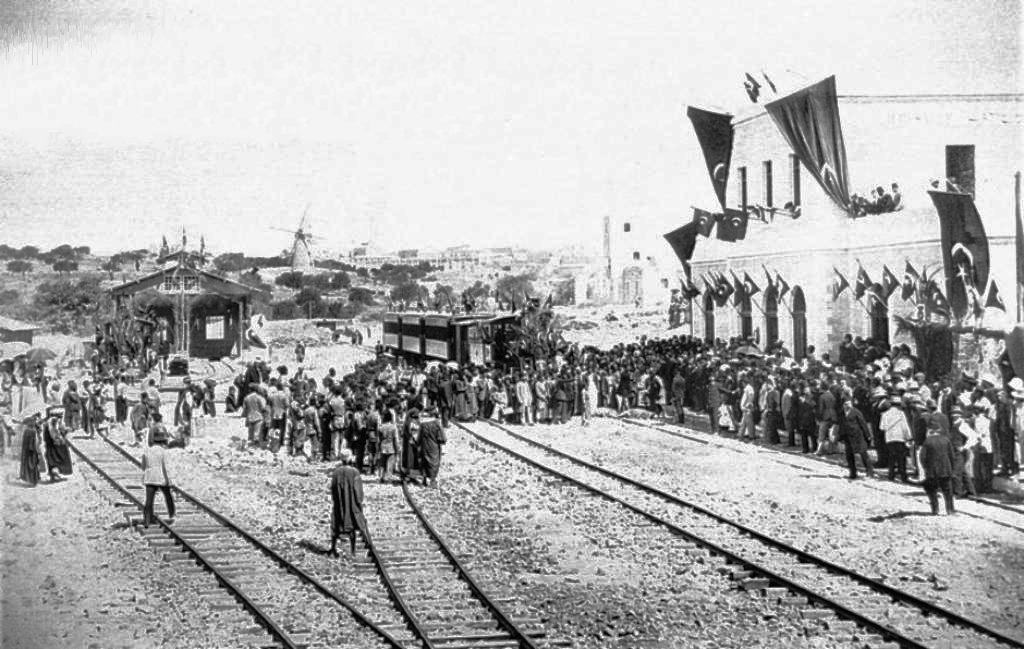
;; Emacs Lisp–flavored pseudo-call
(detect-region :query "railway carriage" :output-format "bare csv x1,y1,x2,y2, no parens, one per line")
382,312,520,367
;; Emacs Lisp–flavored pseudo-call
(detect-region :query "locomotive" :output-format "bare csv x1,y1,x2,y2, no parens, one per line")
381,311,521,367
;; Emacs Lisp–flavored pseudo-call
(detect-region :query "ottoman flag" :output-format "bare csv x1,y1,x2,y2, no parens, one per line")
693,207,716,237
663,221,700,267
927,190,990,319
687,106,734,210
764,76,851,212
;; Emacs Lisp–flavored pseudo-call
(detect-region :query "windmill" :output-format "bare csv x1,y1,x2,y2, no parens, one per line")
271,205,316,272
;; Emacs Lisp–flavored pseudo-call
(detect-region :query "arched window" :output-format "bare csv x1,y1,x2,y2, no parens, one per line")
703,291,715,343
792,286,807,360
870,283,889,345
764,286,779,346
739,292,753,339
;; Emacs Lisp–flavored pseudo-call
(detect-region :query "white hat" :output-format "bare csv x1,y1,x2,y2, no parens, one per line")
1009,377,1024,400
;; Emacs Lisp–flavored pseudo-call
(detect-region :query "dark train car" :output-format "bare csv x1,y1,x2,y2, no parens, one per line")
382,312,520,367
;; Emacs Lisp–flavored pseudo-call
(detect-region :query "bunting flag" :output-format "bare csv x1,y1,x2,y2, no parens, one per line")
712,273,734,307
684,277,702,300
927,190,990,317
730,269,744,300
985,279,1007,312
663,221,700,267
969,283,986,320
693,207,716,237
775,273,791,301
762,264,775,292
715,208,749,242
832,267,850,301
901,261,920,301
743,271,761,297
881,265,899,299
925,281,951,317
853,263,872,300
743,73,761,103
686,106,734,210
764,76,851,212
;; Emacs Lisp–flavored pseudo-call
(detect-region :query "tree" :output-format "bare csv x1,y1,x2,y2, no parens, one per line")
348,287,375,306
32,276,112,333
0,244,18,259
328,271,351,290
73,245,91,257
100,258,120,279
390,281,422,306
6,259,32,276
464,280,490,302
52,259,79,275
213,252,248,273
433,284,455,309
294,287,324,317
275,271,305,289
48,244,75,259
0,288,20,305
495,273,535,304
18,245,39,258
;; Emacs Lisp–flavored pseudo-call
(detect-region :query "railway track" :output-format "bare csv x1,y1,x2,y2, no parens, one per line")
359,479,565,649
455,419,1024,649
75,428,562,649
619,414,1024,533
68,432,415,649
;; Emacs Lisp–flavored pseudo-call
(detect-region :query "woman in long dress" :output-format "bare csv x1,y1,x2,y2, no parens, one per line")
19,411,44,486
43,411,73,480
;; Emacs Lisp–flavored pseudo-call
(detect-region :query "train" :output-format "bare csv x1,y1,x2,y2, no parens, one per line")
381,311,521,367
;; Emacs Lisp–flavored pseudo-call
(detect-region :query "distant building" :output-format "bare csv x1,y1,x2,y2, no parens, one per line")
688,92,1022,357
0,315,38,345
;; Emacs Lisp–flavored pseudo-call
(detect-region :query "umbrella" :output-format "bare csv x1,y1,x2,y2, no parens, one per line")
22,347,57,366
0,341,30,359
445,361,460,369
734,345,763,357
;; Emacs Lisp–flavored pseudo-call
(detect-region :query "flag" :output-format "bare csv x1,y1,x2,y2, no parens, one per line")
713,273,734,307
663,221,700,267
693,207,716,237
743,271,761,297
764,76,851,212
715,208,749,242
854,263,872,300
729,270,746,307
832,267,850,301
762,264,775,292
881,265,899,299
925,281,951,317
775,273,790,301
762,70,777,94
928,190,990,317
985,279,1007,312
684,277,702,300
743,72,762,103
901,261,920,301
686,107,734,210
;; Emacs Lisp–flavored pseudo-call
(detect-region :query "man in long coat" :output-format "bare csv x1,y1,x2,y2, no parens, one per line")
920,421,956,515
418,407,446,488
400,409,422,483
840,399,874,479
329,449,365,557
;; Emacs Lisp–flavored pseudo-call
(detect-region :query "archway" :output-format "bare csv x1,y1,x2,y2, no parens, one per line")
703,291,715,343
764,286,779,346
870,283,890,346
792,286,807,360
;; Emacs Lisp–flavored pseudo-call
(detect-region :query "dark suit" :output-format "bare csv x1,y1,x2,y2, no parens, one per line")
438,379,454,428
920,432,956,514
840,406,874,478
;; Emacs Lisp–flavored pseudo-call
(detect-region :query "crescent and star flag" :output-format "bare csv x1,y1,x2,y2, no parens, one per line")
925,281,951,317
985,279,1007,312
902,261,920,301
832,267,850,301
762,264,775,292
764,76,851,212
684,277,702,300
663,221,700,267
854,263,872,300
743,271,761,297
881,265,899,299
775,273,791,301
713,273,734,307
715,208,749,242
687,106,734,210
927,190,990,316
693,207,716,237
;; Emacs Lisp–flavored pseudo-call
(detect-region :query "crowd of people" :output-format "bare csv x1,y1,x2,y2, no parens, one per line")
5,325,1023,521
850,182,903,217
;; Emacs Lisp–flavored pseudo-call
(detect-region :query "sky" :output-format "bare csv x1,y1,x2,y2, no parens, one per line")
0,0,1020,257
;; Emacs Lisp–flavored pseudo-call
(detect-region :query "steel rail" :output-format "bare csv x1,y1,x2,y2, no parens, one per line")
621,414,1024,533
458,419,1024,649
91,430,411,649
401,483,542,649
67,437,300,649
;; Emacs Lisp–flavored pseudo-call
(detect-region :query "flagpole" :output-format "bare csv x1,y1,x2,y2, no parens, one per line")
1016,171,1022,322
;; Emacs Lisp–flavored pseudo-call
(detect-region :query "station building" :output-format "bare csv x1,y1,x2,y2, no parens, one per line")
687,92,1023,358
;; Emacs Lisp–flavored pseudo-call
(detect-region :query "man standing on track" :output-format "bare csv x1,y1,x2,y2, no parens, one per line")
242,384,267,448
328,449,364,557
920,419,956,515
268,382,290,453
418,407,446,488
840,398,875,479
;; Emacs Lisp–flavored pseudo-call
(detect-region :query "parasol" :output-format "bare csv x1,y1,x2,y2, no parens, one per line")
445,361,460,369
734,345,763,357
22,347,57,365
0,341,30,359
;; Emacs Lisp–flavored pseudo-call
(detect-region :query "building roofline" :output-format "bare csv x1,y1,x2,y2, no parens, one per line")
733,92,1023,127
